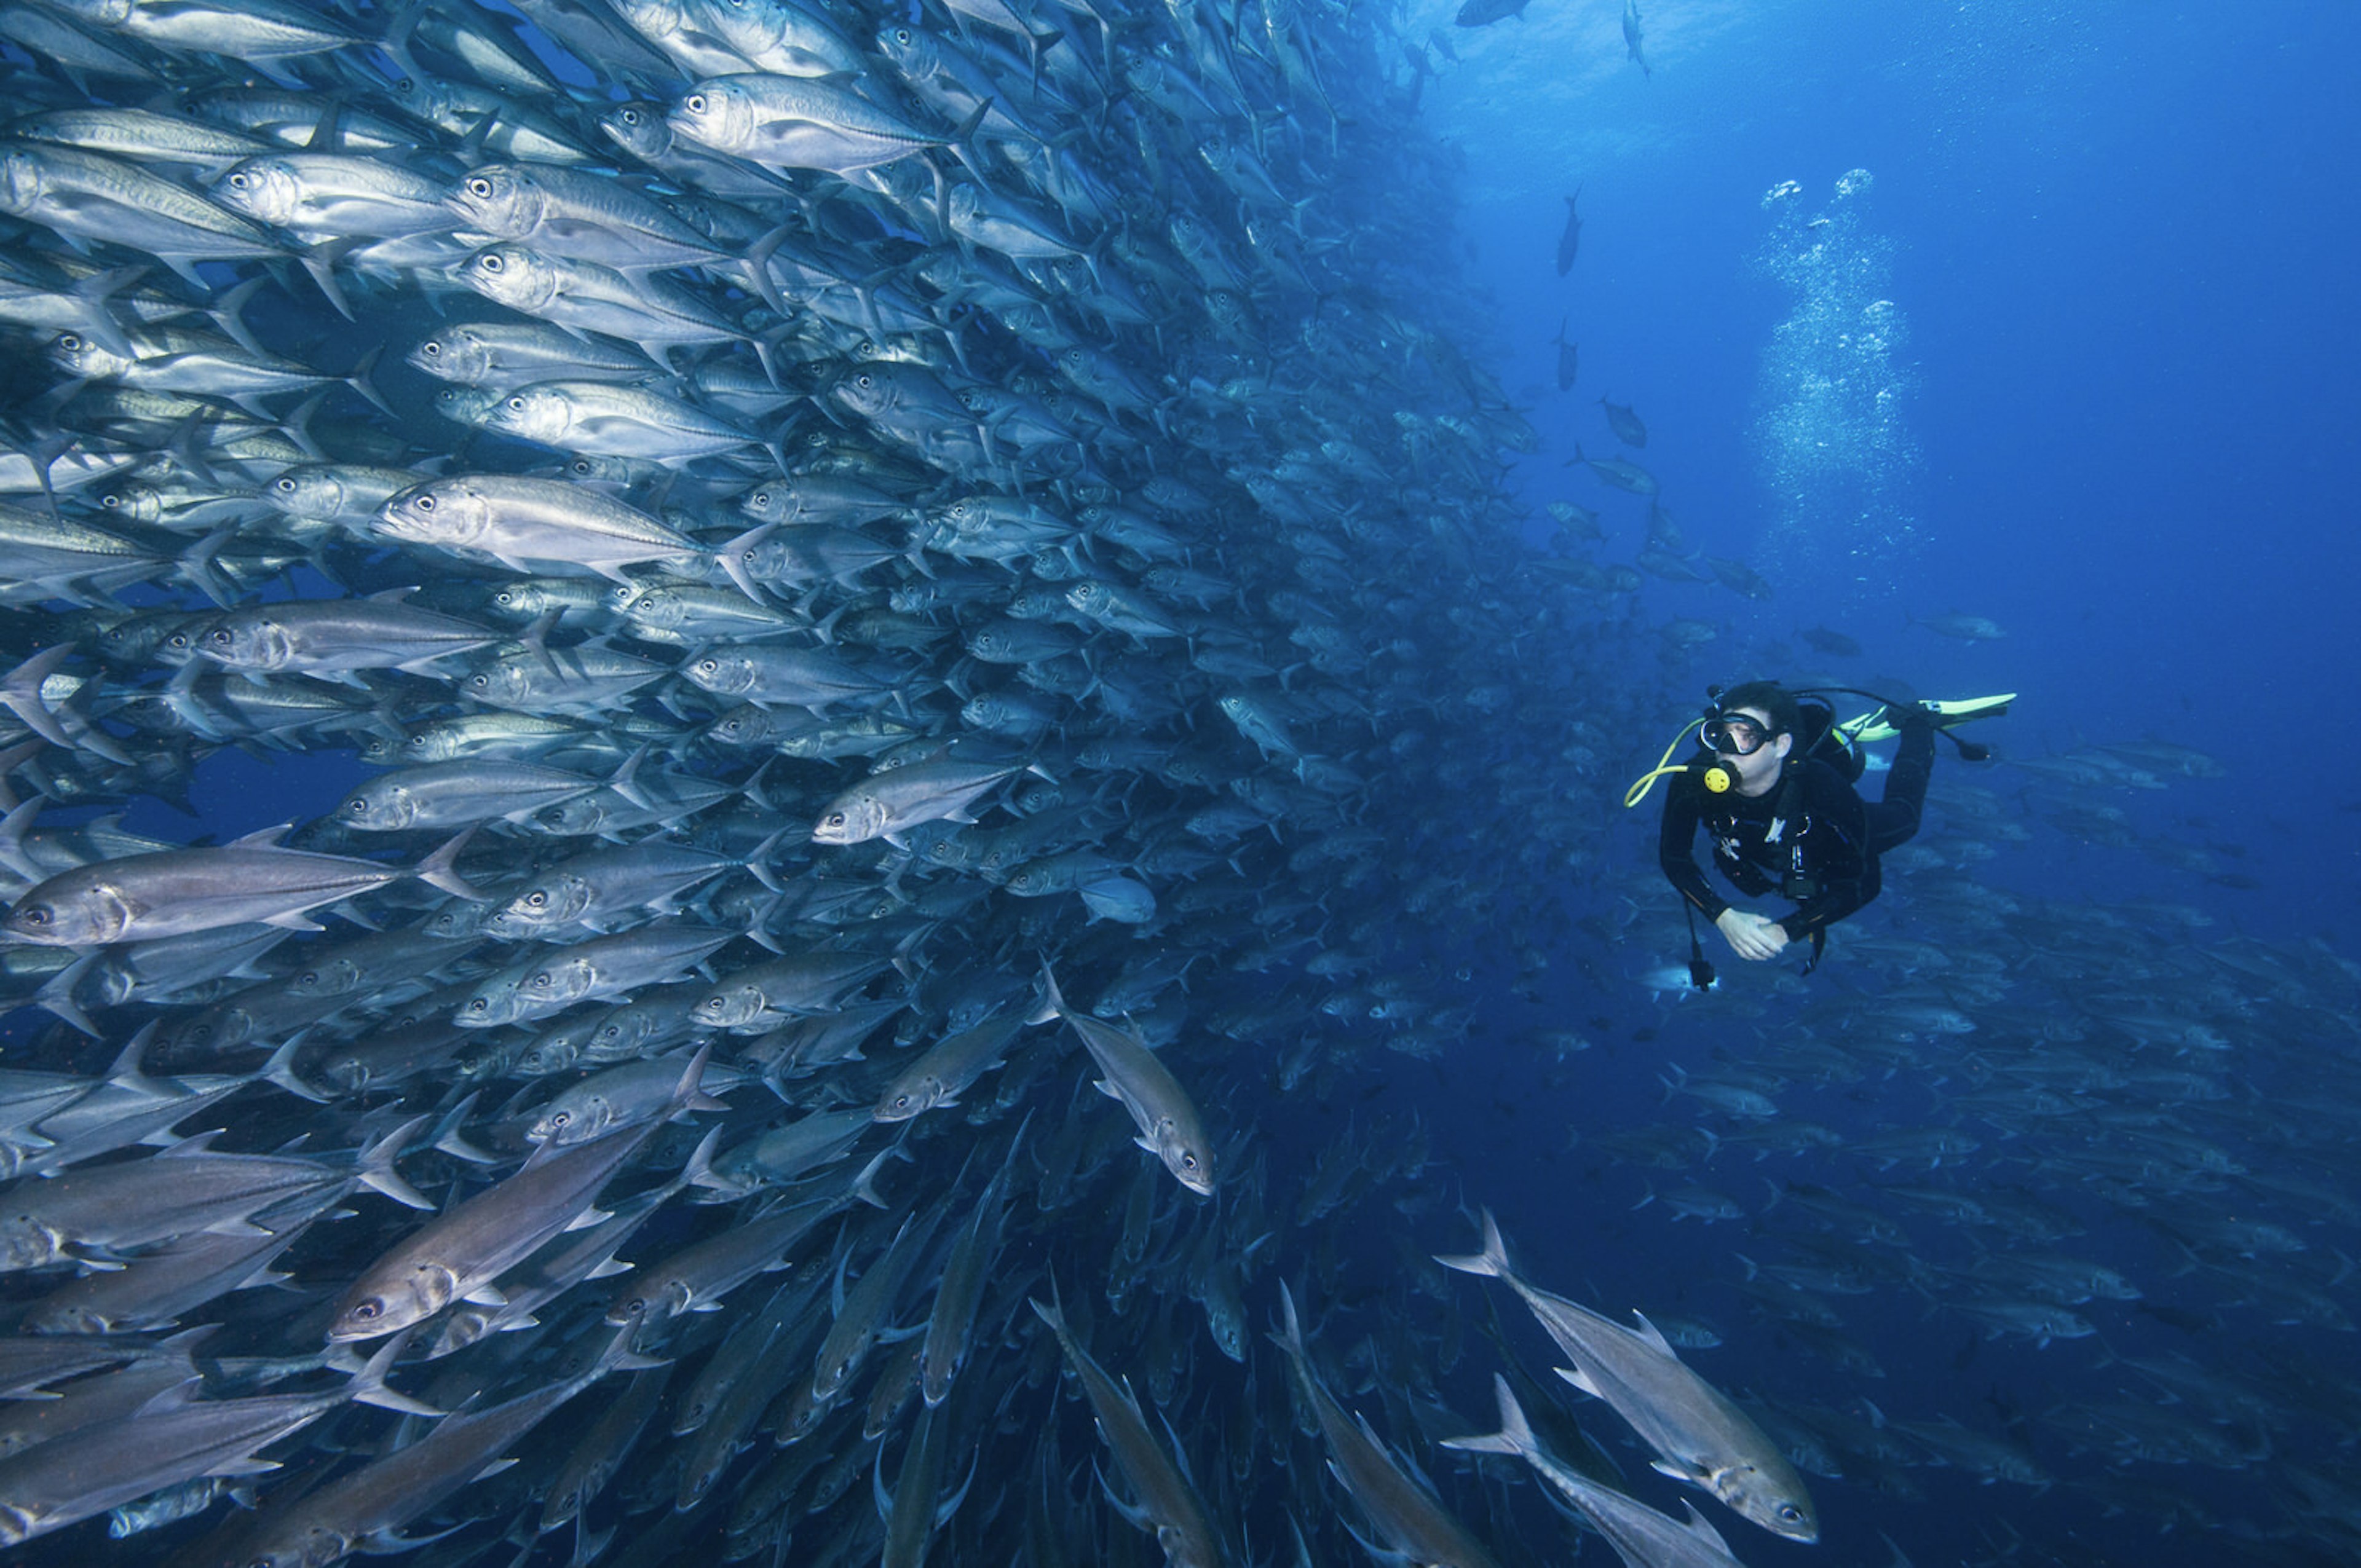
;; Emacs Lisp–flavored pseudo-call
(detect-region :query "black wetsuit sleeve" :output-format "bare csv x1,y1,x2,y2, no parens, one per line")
1658,777,1730,921
1777,765,1877,940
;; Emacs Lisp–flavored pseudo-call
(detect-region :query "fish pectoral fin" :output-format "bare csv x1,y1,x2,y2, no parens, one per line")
462,1285,509,1306
363,1521,473,1554
263,912,326,931
563,1206,613,1232
201,1217,277,1238
1334,1510,1406,1567
1554,1363,1604,1400
1677,1501,1736,1554
1093,1460,1152,1529
1650,1457,1710,1486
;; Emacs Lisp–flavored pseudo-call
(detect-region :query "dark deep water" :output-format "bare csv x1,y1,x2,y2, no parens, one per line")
0,0,2355,1564
1414,2,2361,1562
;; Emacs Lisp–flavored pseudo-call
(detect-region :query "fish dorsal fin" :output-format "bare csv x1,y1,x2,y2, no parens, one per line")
1629,1309,1680,1358
133,1375,204,1416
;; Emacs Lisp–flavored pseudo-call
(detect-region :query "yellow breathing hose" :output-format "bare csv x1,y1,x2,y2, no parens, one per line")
1623,719,1706,810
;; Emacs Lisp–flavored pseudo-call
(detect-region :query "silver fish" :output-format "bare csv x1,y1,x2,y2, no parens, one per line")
1437,1210,1819,1542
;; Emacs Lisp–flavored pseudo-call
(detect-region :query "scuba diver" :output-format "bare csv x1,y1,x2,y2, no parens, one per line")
1631,682,2009,983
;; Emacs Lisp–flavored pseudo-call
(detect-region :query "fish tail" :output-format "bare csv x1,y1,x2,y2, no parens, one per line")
347,1328,438,1416
1029,958,1066,1026
1029,1278,1077,1350
260,1031,330,1105
666,1042,714,1116
1434,1207,1511,1278
1442,1373,1533,1458
355,1114,434,1209
414,824,485,901
1271,1278,1308,1359
0,645,74,749
678,1127,723,1194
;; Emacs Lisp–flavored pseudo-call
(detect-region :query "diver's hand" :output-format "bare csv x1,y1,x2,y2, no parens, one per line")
1715,909,1790,961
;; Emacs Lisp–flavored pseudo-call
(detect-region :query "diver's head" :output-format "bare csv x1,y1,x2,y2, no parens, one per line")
1703,680,1795,796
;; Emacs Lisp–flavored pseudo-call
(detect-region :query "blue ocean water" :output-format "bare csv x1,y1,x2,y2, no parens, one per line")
1417,1,2360,939
1399,4,2361,1562
1,0,2355,1562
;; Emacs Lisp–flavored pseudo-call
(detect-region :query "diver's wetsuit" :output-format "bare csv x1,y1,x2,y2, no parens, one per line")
1658,719,1936,944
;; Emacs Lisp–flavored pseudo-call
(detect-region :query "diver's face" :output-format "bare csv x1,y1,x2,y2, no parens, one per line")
1715,706,1791,794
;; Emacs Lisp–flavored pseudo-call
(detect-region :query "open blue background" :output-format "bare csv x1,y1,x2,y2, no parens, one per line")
1410,0,2359,939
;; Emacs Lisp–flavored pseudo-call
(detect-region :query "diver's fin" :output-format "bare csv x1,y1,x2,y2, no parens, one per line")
1845,693,2014,745
1924,693,2014,722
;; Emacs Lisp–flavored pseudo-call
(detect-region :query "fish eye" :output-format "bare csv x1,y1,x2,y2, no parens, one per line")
468,176,492,197
58,334,79,350
349,1299,381,1320
508,397,526,411
895,27,911,41
228,171,248,188
480,253,504,272
274,476,296,493
414,494,435,511
1779,1505,1804,1523
18,907,48,926
548,1109,569,1125
825,813,844,827
1181,1153,1198,1169
685,95,705,112
420,340,440,356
